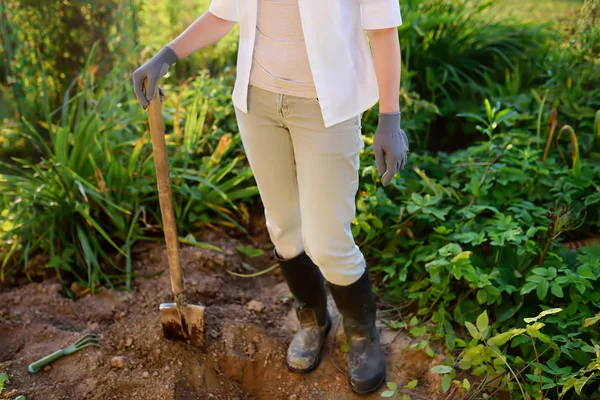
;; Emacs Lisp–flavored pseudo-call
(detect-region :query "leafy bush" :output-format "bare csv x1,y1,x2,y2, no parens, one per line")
0,0,137,122
362,101,600,399
134,0,239,81
0,0,238,127
0,47,256,293
540,0,600,132
395,0,551,151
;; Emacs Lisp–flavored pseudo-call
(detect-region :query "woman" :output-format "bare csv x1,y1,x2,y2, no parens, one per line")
133,0,409,394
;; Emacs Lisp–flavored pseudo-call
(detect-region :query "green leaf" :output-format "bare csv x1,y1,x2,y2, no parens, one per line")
575,374,593,395
488,331,517,347
409,325,427,337
235,245,264,258
538,308,563,319
476,311,489,332
560,378,577,398
525,321,546,335
527,275,547,284
451,251,472,263
537,280,549,300
583,312,600,328
0,372,8,391
442,374,452,393
405,379,418,389
431,365,453,375
484,99,493,121
551,283,564,298
179,235,223,253
521,282,537,295
526,227,538,237
387,382,398,391
402,396,411,400
381,391,395,398
341,341,349,353
434,225,452,235
476,289,488,304
465,322,480,340
457,112,488,125
532,329,553,344
462,379,471,391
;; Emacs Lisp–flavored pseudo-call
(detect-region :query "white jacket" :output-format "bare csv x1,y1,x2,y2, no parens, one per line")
209,0,403,128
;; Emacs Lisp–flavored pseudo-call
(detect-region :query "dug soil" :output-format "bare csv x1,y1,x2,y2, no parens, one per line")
1,214,447,400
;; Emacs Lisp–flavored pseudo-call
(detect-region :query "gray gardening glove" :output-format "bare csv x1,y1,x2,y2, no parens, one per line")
132,46,179,109
373,112,409,186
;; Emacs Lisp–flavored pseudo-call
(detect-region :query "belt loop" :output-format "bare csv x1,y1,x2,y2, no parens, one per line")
276,93,283,115
283,94,289,117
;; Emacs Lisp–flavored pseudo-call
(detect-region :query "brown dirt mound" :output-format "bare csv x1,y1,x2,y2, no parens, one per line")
0,226,446,400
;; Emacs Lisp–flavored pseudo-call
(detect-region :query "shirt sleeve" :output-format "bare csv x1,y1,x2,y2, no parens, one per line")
208,0,239,22
359,0,402,30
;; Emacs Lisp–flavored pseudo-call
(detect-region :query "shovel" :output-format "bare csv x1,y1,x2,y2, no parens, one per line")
144,80,206,348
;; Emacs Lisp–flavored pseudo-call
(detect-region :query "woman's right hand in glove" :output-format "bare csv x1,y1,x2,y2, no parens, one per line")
132,46,179,109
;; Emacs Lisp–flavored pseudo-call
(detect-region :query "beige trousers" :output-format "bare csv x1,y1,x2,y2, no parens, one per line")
235,85,366,286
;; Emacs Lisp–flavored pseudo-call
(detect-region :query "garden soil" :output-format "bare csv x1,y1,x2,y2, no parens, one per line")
0,214,447,400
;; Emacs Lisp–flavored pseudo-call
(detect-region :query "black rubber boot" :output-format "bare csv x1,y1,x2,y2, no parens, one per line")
276,250,332,373
327,271,386,394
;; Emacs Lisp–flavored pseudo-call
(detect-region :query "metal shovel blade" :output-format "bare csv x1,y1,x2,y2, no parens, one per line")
160,302,206,348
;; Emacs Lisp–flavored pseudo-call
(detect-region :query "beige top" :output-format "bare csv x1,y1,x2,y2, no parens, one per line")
249,0,318,98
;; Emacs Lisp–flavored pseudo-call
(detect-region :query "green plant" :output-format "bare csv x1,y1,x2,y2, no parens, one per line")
236,245,264,258
458,99,518,141
398,0,550,118
0,45,257,293
380,381,415,399
0,0,138,123
134,0,239,81
0,45,148,293
0,373,7,393
429,308,600,399
539,0,600,136
356,97,600,399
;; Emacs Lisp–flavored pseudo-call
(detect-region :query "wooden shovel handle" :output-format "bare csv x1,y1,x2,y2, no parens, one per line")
144,80,185,300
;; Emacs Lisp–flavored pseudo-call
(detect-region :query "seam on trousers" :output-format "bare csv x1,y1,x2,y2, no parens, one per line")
291,130,306,259
284,92,303,258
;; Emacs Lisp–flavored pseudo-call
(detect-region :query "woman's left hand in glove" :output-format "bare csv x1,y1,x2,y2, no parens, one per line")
373,112,409,186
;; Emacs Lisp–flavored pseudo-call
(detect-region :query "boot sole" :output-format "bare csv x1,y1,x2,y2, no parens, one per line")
350,372,386,395
287,319,332,374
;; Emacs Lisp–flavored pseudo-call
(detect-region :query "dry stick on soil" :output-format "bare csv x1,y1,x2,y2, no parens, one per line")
385,329,404,355
444,385,459,400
